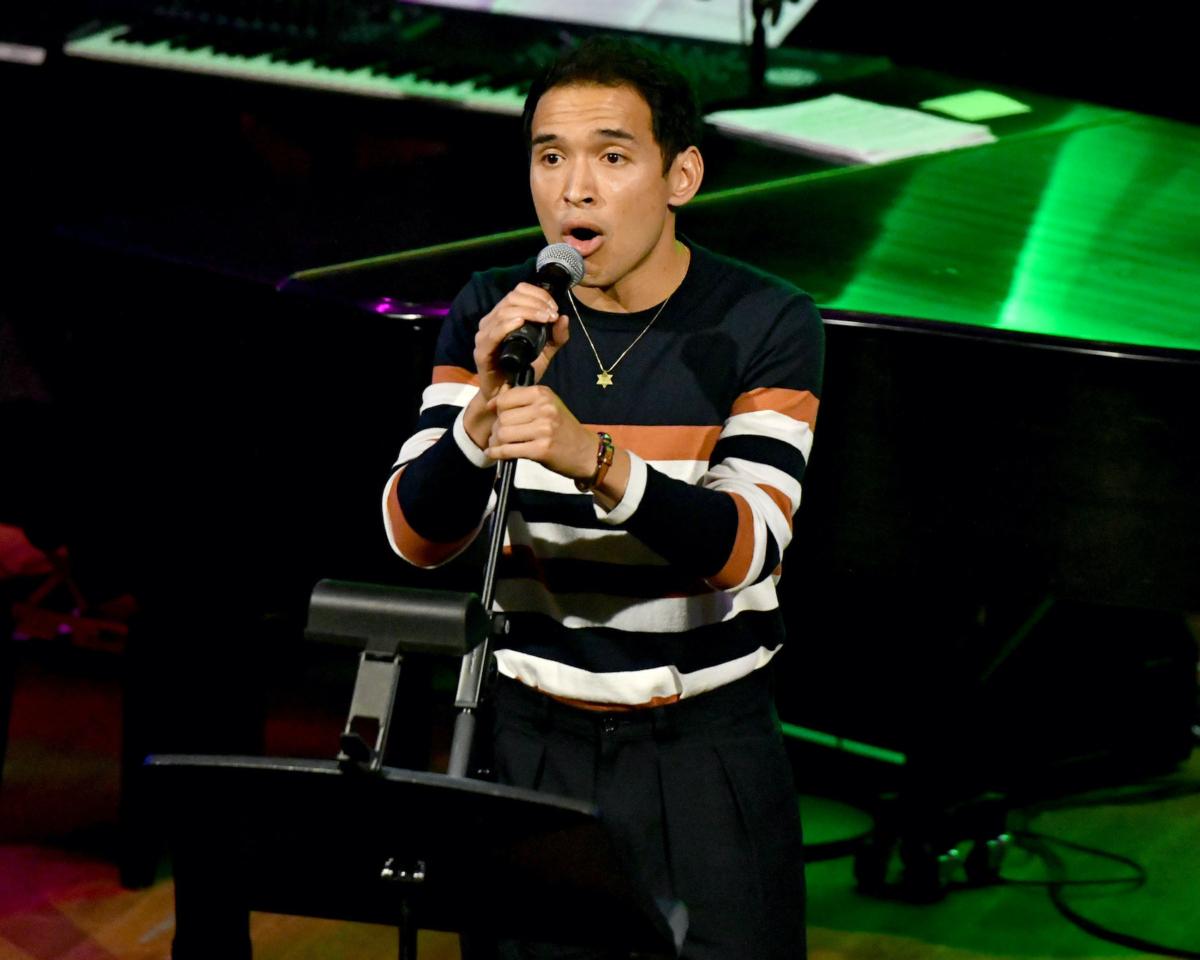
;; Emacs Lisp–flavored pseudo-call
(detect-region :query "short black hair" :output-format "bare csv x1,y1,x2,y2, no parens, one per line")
522,36,701,174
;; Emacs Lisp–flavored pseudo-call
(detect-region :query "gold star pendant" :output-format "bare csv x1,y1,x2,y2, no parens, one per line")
596,371,614,388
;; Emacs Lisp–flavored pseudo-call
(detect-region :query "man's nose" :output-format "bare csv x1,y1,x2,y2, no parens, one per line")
563,159,596,205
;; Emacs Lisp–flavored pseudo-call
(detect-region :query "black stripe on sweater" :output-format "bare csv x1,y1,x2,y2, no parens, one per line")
711,433,808,481
500,552,704,598
498,609,786,675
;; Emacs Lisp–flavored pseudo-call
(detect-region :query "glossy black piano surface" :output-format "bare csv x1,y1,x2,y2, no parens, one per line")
282,88,1200,602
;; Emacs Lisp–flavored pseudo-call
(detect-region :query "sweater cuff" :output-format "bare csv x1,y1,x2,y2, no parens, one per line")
593,450,647,525
452,407,495,469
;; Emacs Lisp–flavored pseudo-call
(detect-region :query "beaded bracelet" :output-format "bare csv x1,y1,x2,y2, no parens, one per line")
575,431,615,493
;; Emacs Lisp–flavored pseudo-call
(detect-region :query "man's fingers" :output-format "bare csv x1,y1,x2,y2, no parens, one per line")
480,304,558,350
512,282,562,312
493,289,559,325
548,313,571,348
492,384,557,414
487,386,563,454
491,420,550,449
486,428,553,462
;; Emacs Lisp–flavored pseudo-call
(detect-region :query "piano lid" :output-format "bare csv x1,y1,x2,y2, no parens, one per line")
284,72,1200,359
686,108,1200,357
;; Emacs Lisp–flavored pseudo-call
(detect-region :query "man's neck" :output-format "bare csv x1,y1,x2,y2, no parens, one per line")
572,239,692,314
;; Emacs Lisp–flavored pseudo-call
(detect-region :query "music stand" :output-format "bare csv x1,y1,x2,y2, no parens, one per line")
151,581,685,960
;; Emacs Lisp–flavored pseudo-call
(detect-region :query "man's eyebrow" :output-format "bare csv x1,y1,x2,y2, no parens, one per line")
530,128,638,147
596,127,636,142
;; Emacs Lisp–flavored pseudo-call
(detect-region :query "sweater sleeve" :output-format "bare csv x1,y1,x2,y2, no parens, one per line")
381,277,499,569
619,293,823,591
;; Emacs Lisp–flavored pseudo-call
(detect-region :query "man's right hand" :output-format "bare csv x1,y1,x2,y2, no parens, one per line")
463,282,570,452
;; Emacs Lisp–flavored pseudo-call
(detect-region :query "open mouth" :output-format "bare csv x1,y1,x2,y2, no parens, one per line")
564,225,604,256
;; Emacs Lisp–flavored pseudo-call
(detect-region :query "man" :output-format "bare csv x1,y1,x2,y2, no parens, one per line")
384,36,822,959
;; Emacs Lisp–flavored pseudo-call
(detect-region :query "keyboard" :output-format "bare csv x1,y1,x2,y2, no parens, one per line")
64,21,530,115
61,2,887,116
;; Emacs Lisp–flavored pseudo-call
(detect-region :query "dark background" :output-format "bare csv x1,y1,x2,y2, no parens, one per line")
795,0,1196,124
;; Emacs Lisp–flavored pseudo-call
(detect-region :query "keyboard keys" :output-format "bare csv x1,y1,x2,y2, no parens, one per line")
67,17,705,117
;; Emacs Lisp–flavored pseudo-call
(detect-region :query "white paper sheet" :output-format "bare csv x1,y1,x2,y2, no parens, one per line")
706,93,997,165
410,0,818,46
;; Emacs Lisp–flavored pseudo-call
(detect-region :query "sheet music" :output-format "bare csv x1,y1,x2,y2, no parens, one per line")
706,94,997,165
410,0,818,46
919,90,1033,122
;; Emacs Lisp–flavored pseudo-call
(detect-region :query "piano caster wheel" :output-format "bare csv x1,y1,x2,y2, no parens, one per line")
853,831,956,903
964,833,1012,886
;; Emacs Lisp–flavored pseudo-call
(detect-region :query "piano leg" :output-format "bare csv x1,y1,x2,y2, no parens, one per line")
170,821,253,960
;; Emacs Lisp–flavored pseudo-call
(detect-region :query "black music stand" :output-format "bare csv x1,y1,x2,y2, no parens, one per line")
151,581,685,960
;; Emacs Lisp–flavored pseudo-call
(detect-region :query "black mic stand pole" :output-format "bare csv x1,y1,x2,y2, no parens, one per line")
749,0,772,103
748,0,800,105
446,362,534,778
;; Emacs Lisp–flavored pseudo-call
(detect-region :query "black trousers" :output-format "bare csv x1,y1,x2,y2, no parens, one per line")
477,669,806,960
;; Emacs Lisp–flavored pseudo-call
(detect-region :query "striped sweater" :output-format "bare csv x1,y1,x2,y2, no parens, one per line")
383,241,823,707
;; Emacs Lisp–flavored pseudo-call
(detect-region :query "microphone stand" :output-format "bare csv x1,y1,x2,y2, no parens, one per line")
446,362,534,778
748,0,803,104
748,0,773,103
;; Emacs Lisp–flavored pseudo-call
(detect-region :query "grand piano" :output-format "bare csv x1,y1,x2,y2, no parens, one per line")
3,0,1197,868
280,80,1200,797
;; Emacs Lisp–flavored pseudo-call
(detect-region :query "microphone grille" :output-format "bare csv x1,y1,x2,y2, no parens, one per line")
536,243,586,285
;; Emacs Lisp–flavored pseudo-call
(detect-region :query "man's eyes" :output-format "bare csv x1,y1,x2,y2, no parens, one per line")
538,151,627,165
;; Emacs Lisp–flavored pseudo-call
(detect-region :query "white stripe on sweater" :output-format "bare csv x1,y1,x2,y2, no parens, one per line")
395,427,445,467
494,643,781,705
419,381,478,413
494,576,779,633
722,408,814,460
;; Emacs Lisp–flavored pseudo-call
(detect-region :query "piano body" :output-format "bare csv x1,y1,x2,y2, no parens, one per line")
2,0,1197,857
283,92,1200,792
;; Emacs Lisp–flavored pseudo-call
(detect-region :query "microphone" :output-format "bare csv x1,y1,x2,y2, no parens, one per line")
498,243,586,374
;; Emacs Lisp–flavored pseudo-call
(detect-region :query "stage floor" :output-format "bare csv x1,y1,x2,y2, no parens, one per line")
2,641,1198,959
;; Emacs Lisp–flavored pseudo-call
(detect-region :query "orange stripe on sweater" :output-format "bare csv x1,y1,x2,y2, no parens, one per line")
730,387,818,426
545,690,682,712
585,424,722,462
757,484,795,531
706,493,756,590
385,469,476,567
432,365,478,385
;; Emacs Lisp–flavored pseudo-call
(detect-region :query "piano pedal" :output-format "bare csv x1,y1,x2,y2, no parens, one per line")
853,791,1011,902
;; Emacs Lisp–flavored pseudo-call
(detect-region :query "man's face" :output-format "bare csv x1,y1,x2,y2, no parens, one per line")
529,83,683,298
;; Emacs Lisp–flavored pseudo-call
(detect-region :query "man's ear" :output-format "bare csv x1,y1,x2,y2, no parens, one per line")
667,146,704,208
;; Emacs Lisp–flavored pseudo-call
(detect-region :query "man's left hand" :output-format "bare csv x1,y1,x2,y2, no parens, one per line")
485,385,597,482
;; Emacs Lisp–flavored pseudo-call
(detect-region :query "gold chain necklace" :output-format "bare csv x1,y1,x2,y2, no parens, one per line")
567,289,671,389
